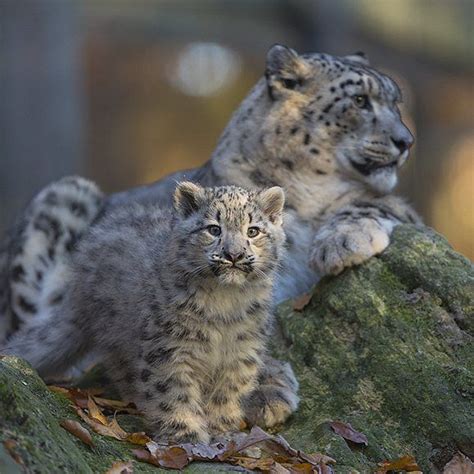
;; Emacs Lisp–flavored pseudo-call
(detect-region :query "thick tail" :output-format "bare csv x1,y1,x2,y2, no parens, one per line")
2,176,104,338
0,302,90,378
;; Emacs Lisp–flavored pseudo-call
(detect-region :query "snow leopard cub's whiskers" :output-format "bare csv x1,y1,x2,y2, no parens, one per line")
3,182,287,443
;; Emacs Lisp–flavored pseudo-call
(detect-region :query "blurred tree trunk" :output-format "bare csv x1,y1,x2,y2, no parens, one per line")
0,0,84,233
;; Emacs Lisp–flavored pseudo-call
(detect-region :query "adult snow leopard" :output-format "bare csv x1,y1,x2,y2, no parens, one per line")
0,44,421,428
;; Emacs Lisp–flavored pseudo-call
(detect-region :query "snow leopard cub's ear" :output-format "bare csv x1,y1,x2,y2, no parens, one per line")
257,186,285,225
265,44,310,100
344,51,370,66
174,181,205,217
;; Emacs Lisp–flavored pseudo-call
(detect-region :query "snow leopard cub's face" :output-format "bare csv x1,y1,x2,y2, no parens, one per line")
173,182,285,286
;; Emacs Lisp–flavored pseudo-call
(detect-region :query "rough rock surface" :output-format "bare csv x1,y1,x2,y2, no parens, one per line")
0,225,472,473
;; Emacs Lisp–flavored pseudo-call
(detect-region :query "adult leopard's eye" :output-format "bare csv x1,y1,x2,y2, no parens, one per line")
247,227,260,238
353,94,370,109
207,225,221,237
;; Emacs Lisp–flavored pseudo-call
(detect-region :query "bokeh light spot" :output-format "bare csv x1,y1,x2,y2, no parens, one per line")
169,42,241,97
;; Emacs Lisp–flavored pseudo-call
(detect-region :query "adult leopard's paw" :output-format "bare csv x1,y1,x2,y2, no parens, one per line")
243,359,299,428
310,220,391,276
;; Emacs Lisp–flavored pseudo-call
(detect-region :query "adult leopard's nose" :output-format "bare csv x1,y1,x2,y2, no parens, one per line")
390,129,414,155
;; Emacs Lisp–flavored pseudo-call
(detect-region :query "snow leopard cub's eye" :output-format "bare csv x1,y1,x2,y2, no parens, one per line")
282,77,303,90
247,227,260,238
207,225,221,237
282,78,297,90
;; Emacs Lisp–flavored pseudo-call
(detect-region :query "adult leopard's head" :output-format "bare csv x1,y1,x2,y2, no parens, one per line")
262,44,414,194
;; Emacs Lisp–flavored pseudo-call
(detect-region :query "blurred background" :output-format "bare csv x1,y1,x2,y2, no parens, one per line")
1,0,473,259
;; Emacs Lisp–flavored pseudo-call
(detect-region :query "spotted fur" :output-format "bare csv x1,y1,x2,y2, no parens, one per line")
0,44,421,428
2,183,286,442
106,45,420,295
0,176,104,341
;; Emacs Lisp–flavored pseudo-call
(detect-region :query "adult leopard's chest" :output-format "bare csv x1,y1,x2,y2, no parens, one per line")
274,214,320,303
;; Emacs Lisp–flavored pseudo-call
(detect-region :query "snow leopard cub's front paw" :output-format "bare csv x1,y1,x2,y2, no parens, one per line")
310,219,391,276
243,359,299,428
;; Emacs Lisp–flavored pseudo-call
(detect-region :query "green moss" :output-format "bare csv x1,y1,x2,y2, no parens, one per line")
0,225,472,473
0,357,166,473
277,226,474,472
382,226,474,321
0,357,252,473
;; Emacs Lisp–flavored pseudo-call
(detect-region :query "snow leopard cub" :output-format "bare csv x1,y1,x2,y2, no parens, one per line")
3,182,286,443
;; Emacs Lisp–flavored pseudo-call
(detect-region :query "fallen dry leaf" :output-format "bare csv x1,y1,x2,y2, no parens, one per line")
285,462,314,473
93,397,140,415
266,432,301,460
133,448,154,463
271,462,292,473
104,461,134,474
49,386,139,414
126,432,153,446
228,425,273,456
443,451,474,474
48,386,102,409
49,386,103,398
88,396,108,425
181,442,228,461
329,421,368,446
60,419,94,447
48,385,70,396
75,407,128,440
299,451,336,466
293,293,312,311
145,440,168,457
133,446,190,470
376,454,422,473
236,429,335,467
3,439,25,466
109,418,129,438
232,456,276,471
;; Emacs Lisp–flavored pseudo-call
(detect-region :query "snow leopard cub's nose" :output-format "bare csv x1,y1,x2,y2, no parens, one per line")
223,250,245,264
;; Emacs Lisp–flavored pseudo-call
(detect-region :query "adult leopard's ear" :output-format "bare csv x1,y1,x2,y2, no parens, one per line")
344,51,370,66
174,181,205,217
257,186,285,225
265,44,309,100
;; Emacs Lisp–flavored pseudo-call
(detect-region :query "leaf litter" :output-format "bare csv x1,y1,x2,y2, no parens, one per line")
329,421,368,446
60,419,94,447
133,426,336,472
49,385,140,414
442,451,474,474
56,392,423,474
376,455,422,473
51,385,335,472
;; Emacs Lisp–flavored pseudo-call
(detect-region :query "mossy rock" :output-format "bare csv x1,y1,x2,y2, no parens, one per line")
276,225,473,473
0,225,472,473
